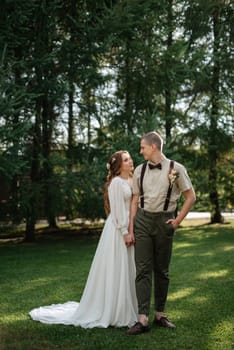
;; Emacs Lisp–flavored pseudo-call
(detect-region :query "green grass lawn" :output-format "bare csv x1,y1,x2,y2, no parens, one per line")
0,220,233,350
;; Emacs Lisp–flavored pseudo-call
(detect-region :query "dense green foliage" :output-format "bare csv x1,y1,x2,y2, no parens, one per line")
0,220,233,349
0,0,233,239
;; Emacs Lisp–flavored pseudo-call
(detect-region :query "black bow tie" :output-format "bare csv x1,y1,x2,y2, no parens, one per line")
148,162,162,170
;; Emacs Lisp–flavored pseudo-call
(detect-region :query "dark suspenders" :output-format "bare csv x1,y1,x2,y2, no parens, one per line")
139,160,174,211
140,162,147,208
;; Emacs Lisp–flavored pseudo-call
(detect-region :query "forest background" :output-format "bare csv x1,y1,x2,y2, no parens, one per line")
0,0,233,242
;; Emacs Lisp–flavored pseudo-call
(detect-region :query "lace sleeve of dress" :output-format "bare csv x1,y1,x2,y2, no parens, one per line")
109,178,129,235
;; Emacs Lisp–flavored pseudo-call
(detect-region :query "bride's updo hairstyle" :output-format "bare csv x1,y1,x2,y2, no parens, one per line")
104,150,129,216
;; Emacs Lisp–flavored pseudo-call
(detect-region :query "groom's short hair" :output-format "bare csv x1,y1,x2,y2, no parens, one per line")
141,131,163,151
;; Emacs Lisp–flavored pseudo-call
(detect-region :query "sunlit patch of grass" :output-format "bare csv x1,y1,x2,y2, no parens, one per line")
223,245,234,251
173,242,194,249
168,287,196,301
2,313,27,324
190,296,208,304
198,269,229,279
207,320,234,350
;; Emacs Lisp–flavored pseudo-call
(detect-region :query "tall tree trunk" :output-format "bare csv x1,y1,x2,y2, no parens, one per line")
11,175,20,225
82,86,93,160
125,41,132,134
209,6,223,223
25,1,47,239
42,96,57,228
65,80,75,221
68,81,75,168
86,88,92,152
11,116,20,225
11,48,22,224
25,99,41,242
165,0,173,143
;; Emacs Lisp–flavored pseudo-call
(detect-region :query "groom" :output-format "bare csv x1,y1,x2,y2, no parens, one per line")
127,131,196,335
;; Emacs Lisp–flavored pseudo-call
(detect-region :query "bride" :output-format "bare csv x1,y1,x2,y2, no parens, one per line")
29,150,138,328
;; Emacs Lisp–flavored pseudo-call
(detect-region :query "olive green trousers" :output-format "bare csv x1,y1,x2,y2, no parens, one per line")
134,208,175,315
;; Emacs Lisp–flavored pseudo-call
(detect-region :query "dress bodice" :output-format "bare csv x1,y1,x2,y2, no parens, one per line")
108,176,132,235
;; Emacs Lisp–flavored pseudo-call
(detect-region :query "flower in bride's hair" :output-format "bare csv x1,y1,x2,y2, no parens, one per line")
106,156,116,170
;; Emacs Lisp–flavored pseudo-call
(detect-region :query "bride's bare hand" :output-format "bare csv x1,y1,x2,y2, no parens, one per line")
124,233,134,247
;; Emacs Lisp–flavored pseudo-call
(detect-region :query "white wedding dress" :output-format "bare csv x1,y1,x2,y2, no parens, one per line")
29,176,138,328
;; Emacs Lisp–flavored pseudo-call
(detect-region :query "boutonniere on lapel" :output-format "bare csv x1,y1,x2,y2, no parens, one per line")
164,161,179,211
168,168,179,187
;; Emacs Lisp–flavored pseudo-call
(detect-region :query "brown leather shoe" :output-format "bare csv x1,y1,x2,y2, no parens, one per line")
127,322,150,335
154,316,176,329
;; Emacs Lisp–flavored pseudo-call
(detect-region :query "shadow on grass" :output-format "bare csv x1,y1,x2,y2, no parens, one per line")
164,224,234,350
0,223,233,350
0,223,103,245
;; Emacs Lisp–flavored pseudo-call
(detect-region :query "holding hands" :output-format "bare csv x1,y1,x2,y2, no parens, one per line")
124,232,135,247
